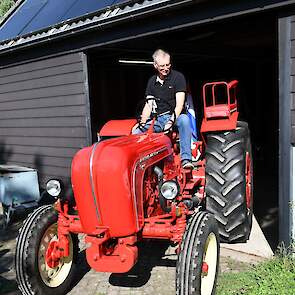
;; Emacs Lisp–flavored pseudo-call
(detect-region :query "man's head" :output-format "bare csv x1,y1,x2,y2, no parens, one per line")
152,49,171,79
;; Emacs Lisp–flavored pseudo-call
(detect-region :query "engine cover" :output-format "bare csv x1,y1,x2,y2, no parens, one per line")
71,132,172,237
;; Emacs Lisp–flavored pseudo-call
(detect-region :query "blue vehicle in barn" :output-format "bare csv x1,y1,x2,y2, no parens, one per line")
0,165,41,227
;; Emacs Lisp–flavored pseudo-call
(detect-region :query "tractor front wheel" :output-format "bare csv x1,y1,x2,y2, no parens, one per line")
176,211,220,295
15,205,78,295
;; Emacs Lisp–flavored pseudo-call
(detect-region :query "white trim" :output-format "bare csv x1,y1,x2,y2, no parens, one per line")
89,142,101,222
118,59,153,65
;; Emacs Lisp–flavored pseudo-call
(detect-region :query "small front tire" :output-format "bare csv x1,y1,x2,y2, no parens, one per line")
176,211,220,295
15,205,78,295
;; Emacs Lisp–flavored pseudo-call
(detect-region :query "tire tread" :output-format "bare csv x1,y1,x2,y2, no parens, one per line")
205,121,253,243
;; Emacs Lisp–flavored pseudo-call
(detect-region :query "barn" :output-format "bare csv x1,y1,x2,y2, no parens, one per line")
0,0,294,247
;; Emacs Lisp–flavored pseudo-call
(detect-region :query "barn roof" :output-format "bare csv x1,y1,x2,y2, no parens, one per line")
0,0,181,53
0,0,295,55
0,0,130,41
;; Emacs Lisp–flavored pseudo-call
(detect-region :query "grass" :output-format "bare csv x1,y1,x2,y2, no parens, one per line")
0,0,14,19
217,252,295,295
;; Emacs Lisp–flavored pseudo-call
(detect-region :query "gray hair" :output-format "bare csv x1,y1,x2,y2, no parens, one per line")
152,49,170,62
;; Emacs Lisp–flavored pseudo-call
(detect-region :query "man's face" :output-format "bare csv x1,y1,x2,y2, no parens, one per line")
154,55,171,78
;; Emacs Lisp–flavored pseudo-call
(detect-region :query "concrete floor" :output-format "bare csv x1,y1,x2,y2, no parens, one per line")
0,215,260,295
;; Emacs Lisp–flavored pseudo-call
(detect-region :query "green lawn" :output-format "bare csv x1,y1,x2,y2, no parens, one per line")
0,0,14,19
217,255,295,295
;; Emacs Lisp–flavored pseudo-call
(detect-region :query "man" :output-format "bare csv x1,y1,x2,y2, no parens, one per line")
132,49,193,169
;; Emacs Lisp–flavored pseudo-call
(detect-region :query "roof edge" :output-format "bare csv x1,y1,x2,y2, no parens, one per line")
0,0,140,43
0,0,182,52
0,0,293,56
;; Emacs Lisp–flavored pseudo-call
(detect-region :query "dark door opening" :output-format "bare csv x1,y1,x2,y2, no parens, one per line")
87,12,278,249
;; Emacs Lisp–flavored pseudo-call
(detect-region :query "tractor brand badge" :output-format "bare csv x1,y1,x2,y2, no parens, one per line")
139,147,167,164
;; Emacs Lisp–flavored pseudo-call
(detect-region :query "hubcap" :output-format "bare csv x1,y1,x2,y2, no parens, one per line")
38,223,73,287
200,232,218,295
46,240,60,268
202,262,209,274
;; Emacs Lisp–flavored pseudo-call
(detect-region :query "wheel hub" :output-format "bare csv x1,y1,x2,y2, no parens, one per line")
46,240,61,268
38,223,74,288
245,152,252,209
202,262,209,275
201,232,218,295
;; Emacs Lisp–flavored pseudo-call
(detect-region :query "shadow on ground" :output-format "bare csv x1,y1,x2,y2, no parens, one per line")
70,251,91,289
109,240,176,287
0,216,22,295
0,276,19,295
0,212,91,295
254,159,279,251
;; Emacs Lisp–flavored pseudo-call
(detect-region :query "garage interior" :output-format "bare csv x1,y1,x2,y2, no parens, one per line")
87,12,278,249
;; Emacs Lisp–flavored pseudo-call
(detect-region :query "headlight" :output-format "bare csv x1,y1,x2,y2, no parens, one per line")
46,179,62,197
160,180,179,200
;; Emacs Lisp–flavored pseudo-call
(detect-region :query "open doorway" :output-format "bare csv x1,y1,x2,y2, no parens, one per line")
87,12,278,248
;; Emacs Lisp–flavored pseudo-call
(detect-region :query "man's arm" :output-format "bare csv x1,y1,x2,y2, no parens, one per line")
164,91,185,131
131,99,153,133
132,77,154,133
175,92,186,119
169,71,187,123
141,78,155,123
140,100,153,123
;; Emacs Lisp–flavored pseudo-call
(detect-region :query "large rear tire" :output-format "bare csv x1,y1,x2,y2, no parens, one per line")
176,211,220,295
205,121,253,243
15,205,78,295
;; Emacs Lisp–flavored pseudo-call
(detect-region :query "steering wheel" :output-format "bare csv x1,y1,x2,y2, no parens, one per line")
135,97,176,133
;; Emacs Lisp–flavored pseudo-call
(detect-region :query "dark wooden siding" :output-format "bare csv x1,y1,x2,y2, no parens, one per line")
0,53,89,187
291,18,295,143
279,16,293,244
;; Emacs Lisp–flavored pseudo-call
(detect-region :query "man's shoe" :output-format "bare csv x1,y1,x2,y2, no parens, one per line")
182,159,194,169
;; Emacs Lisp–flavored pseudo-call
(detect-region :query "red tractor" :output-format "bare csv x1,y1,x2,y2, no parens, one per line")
15,80,253,295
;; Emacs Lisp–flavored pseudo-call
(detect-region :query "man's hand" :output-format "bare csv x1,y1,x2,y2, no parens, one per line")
132,119,147,134
164,120,173,133
131,123,139,134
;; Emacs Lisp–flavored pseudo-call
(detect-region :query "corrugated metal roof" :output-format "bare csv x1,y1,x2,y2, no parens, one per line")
0,0,131,41
1,0,290,54
0,0,182,52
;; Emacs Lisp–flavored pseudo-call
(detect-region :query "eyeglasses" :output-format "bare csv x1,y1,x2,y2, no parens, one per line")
156,63,171,69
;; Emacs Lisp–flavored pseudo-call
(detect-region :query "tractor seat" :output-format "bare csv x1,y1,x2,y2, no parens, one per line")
205,105,230,119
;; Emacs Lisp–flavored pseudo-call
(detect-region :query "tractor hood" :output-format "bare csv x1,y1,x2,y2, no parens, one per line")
71,133,172,236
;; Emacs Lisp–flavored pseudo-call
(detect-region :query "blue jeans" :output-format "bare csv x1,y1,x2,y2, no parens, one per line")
133,113,192,161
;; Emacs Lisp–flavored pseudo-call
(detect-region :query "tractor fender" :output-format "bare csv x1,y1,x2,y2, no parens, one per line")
99,119,137,137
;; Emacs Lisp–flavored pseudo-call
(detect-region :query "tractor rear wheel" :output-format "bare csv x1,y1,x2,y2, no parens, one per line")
15,205,78,295
176,211,220,295
205,121,253,243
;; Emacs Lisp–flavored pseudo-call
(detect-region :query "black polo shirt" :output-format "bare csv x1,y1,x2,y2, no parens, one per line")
145,69,187,115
